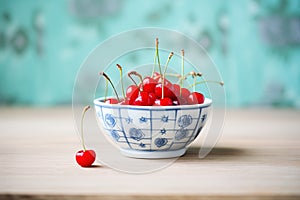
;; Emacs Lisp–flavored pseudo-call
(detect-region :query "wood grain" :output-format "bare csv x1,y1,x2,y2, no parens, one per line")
0,107,300,199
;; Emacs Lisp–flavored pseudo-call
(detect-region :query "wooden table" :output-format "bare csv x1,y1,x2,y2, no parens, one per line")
0,107,300,199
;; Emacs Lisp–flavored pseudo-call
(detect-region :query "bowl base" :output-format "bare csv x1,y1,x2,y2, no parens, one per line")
120,148,186,159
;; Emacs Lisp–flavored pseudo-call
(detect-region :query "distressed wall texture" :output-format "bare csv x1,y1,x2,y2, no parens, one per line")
0,0,300,107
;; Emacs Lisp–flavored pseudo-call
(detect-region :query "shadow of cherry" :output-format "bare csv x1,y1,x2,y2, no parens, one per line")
85,164,102,168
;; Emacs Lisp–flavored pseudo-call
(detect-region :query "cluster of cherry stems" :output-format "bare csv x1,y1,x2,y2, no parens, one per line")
101,38,223,106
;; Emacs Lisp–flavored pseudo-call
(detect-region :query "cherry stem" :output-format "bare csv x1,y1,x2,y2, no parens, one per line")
195,73,203,92
81,105,90,151
128,72,138,86
100,72,120,102
162,52,174,99
176,72,202,85
104,79,108,102
165,73,182,79
183,71,202,80
176,71,200,84
128,71,143,91
116,64,126,100
188,80,224,89
163,52,174,76
191,71,197,92
155,38,162,79
151,39,157,78
180,49,185,97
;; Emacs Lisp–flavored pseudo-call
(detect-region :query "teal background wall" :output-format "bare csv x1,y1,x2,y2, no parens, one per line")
1,0,300,107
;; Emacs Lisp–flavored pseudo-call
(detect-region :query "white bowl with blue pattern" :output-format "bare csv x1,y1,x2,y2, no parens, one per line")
94,97,212,158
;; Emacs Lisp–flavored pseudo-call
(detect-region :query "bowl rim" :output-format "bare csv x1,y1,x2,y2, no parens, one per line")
93,96,212,110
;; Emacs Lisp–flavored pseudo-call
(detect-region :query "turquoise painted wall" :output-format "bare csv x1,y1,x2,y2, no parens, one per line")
1,0,300,107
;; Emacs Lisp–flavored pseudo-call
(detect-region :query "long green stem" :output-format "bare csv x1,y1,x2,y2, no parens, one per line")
81,105,90,151
180,49,185,97
162,52,174,98
104,79,108,102
188,80,224,89
191,71,197,92
163,52,174,75
116,64,126,100
156,38,162,79
100,72,120,102
151,40,157,77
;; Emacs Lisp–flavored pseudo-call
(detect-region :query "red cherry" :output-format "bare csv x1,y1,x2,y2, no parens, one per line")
163,78,172,86
173,97,188,105
148,92,157,105
133,91,150,106
126,85,139,105
171,84,190,105
126,85,139,97
104,98,119,104
153,74,173,87
179,97,188,105
188,92,205,104
155,83,175,99
142,77,157,93
172,84,181,96
76,150,96,167
181,88,191,98
119,100,128,105
171,84,190,99
154,98,173,106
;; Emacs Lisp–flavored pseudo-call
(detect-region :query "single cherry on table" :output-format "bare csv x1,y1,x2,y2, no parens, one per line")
76,149,96,167
75,105,96,167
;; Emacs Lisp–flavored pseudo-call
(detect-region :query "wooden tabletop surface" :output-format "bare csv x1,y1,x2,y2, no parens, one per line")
0,107,300,200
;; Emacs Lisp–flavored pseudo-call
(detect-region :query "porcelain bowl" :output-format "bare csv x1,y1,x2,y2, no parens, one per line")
94,97,212,158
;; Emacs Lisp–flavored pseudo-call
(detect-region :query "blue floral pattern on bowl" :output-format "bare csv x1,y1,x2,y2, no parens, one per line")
129,128,145,141
175,128,189,141
177,115,193,128
155,138,168,148
105,114,116,128
94,97,212,158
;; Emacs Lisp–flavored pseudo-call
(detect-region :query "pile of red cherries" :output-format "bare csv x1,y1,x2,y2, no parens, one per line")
114,72,204,106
